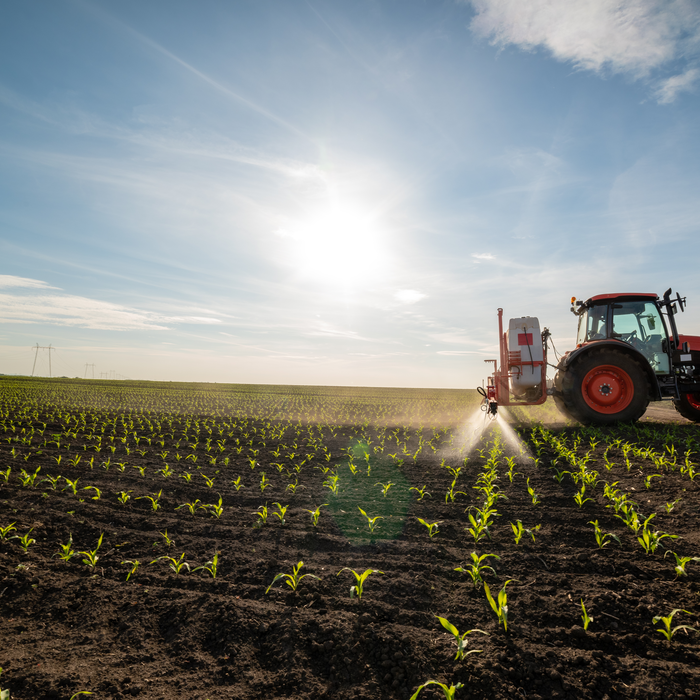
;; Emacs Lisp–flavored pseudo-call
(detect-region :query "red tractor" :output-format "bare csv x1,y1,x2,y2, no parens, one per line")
480,289,700,424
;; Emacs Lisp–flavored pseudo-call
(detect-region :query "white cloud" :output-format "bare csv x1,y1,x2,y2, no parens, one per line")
394,289,426,304
654,67,700,103
468,0,700,98
0,275,57,290
0,279,223,331
472,253,495,260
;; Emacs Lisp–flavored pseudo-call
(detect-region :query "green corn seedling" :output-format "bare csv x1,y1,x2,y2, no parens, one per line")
41,474,62,490
358,506,383,533
207,495,224,519
266,560,320,593
337,567,383,601
455,551,499,589
122,559,140,581
63,477,80,495
18,467,41,488
137,490,162,512
159,530,174,547
665,551,700,578
231,475,244,490
638,524,678,555
193,553,219,578
375,481,394,497
201,473,215,488
117,490,132,506
526,477,540,505
510,520,540,545
0,522,17,540
644,474,663,489
0,467,10,483
176,499,202,516
152,552,190,575
652,609,696,642
14,529,35,553
259,472,270,493
580,599,593,630
305,504,327,527
54,534,75,561
665,498,681,513
484,579,516,632
574,484,593,508
410,680,464,700
272,502,288,524
416,517,441,538
435,616,488,660
323,473,340,495
82,486,101,501
79,533,103,570
253,504,269,526
410,485,431,501
588,520,620,549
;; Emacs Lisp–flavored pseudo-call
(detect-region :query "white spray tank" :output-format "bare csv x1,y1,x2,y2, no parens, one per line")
506,316,544,397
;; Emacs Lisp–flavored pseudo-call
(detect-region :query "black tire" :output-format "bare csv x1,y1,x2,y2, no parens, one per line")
553,349,650,425
673,393,700,423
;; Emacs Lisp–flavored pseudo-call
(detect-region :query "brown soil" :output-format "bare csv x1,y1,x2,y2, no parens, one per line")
1,380,699,700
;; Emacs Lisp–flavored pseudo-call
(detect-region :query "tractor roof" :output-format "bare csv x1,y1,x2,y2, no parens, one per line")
586,293,658,305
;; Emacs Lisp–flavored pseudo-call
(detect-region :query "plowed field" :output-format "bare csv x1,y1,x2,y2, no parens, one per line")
1,378,699,700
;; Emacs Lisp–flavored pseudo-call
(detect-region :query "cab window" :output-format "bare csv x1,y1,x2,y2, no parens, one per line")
611,302,670,373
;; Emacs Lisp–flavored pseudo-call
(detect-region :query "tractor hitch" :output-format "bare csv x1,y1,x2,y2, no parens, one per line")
477,385,498,418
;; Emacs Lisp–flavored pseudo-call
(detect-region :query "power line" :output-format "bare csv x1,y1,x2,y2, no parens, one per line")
31,344,55,377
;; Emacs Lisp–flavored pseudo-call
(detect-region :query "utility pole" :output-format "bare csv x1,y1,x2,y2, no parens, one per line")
31,344,55,377
84,363,96,379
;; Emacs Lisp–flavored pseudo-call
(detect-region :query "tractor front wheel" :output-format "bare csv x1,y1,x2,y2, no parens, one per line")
673,392,700,423
554,349,649,425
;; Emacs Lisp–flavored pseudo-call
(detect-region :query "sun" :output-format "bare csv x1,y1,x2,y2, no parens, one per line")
275,197,389,289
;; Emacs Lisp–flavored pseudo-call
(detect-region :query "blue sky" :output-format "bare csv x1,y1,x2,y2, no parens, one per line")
1,0,699,387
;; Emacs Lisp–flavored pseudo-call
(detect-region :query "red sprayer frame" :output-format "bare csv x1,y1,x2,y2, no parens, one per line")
482,308,549,408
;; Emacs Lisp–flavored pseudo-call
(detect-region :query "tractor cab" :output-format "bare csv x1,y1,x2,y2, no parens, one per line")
573,293,671,375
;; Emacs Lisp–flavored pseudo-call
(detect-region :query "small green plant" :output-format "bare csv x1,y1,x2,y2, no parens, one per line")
323,473,340,495
159,530,174,547
122,559,141,581
62,477,80,495
375,481,395,497
54,534,75,562
272,502,288,524
652,609,696,642
82,486,101,501
206,495,225,519
410,680,464,700
644,473,663,489
305,504,327,527
253,504,269,526
117,490,132,506
665,497,681,512
79,533,103,571
137,490,163,512
337,567,383,601
0,522,17,540
176,499,202,516
259,472,270,493
201,472,215,488
231,475,244,491
358,506,383,533
638,522,678,555
152,552,190,575
193,553,219,579
510,520,540,545
265,560,320,593
455,551,499,589
410,485,431,500
0,467,10,483
416,517,441,538
573,484,593,508
588,520,620,549
526,477,540,505
665,551,700,578
580,599,593,630
14,529,35,553
435,616,488,659
484,579,516,632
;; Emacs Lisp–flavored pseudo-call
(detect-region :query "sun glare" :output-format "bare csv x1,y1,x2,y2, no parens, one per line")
276,198,389,289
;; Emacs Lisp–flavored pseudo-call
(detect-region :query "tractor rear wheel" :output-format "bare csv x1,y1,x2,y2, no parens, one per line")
673,392,700,423
553,349,649,425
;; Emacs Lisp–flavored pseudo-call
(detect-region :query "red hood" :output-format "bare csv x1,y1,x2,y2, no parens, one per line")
679,335,700,352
